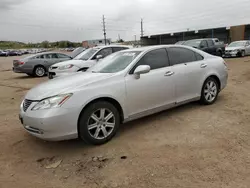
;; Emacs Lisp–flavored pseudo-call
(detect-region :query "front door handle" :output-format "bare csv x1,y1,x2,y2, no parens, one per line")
200,63,207,68
164,71,174,76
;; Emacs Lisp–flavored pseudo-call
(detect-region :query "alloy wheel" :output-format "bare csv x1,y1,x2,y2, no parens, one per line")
87,108,115,140
35,67,45,76
204,80,217,102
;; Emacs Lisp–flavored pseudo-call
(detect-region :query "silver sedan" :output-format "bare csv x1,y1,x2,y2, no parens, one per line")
19,45,228,145
13,52,72,77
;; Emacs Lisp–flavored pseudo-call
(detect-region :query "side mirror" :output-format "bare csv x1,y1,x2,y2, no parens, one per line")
96,55,103,61
134,65,150,79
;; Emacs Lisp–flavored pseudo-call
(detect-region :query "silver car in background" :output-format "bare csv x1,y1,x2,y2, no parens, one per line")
13,52,72,77
48,45,131,79
225,40,250,57
19,45,228,145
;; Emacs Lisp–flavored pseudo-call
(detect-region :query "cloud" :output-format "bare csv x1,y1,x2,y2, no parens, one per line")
0,0,250,42
0,0,28,10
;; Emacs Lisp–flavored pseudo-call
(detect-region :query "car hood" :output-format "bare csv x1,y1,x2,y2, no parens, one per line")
25,72,114,100
52,59,86,68
226,46,244,51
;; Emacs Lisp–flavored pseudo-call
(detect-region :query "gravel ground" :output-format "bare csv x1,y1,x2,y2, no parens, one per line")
0,54,249,188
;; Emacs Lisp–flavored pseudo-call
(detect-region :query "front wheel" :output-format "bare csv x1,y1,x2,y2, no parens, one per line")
78,101,120,145
200,77,219,105
241,50,245,57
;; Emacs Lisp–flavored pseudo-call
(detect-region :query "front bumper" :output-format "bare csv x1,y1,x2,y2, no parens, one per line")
19,103,81,141
224,51,239,57
48,71,76,79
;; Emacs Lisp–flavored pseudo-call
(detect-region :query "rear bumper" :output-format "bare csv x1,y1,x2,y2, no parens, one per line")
13,67,33,74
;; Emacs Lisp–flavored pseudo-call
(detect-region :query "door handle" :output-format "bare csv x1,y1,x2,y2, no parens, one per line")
200,63,207,68
44,60,48,63
164,71,174,76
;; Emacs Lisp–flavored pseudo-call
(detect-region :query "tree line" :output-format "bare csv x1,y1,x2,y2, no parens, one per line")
0,41,82,49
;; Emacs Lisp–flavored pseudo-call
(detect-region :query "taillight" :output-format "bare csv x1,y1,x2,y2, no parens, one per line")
18,61,25,65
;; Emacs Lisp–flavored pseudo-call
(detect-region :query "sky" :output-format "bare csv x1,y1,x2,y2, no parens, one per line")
0,0,250,42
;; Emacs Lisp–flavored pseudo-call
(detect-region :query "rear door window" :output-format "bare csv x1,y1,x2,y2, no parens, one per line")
207,40,214,47
112,47,128,53
167,47,197,65
200,40,208,48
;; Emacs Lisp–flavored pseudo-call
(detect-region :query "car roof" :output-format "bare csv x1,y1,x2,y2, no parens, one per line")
92,45,131,50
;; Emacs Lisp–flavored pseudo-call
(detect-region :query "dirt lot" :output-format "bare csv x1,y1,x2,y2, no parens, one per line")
0,54,249,188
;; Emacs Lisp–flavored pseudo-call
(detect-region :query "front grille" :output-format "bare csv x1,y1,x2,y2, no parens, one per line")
226,50,232,53
23,99,33,112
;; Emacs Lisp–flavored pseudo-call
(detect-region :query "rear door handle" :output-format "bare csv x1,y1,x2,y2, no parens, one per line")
200,63,207,68
164,71,174,76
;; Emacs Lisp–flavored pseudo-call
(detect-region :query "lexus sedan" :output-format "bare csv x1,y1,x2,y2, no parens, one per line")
13,52,72,77
48,45,130,79
19,45,228,145
224,40,250,57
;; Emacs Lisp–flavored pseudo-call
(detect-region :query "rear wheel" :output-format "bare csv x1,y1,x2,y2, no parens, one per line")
200,77,219,105
78,101,120,145
34,66,46,77
216,50,222,57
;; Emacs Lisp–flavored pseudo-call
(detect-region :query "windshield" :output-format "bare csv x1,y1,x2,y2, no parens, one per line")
184,40,201,48
88,51,141,73
228,41,246,47
74,48,98,60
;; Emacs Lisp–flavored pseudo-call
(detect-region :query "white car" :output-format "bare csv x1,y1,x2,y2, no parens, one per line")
225,40,250,57
48,45,130,78
19,45,228,145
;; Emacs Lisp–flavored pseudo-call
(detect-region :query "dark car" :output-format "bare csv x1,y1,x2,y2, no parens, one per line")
8,50,22,56
183,38,225,57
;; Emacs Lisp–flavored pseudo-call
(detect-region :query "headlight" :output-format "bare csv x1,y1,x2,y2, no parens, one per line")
59,64,74,70
31,94,72,111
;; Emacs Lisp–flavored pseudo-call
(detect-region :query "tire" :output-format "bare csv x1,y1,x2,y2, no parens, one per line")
200,77,219,105
216,50,222,57
241,50,245,57
78,101,120,145
34,66,46,77
78,67,88,72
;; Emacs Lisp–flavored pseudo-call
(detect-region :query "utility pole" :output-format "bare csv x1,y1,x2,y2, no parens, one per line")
102,15,107,45
140,18,144,37
118,34,120,41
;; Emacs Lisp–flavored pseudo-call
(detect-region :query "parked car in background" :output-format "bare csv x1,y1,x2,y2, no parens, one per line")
175,41,185,45
224,40,250,57
70,47,85,58
0,50,8,56
183,38,225,57
8,50,22,56
13,52,72,77
48,45,131,79
19,45,228,144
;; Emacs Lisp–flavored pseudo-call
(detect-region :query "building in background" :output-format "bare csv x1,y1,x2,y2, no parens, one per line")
82,38,111,48
141,24,250,45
